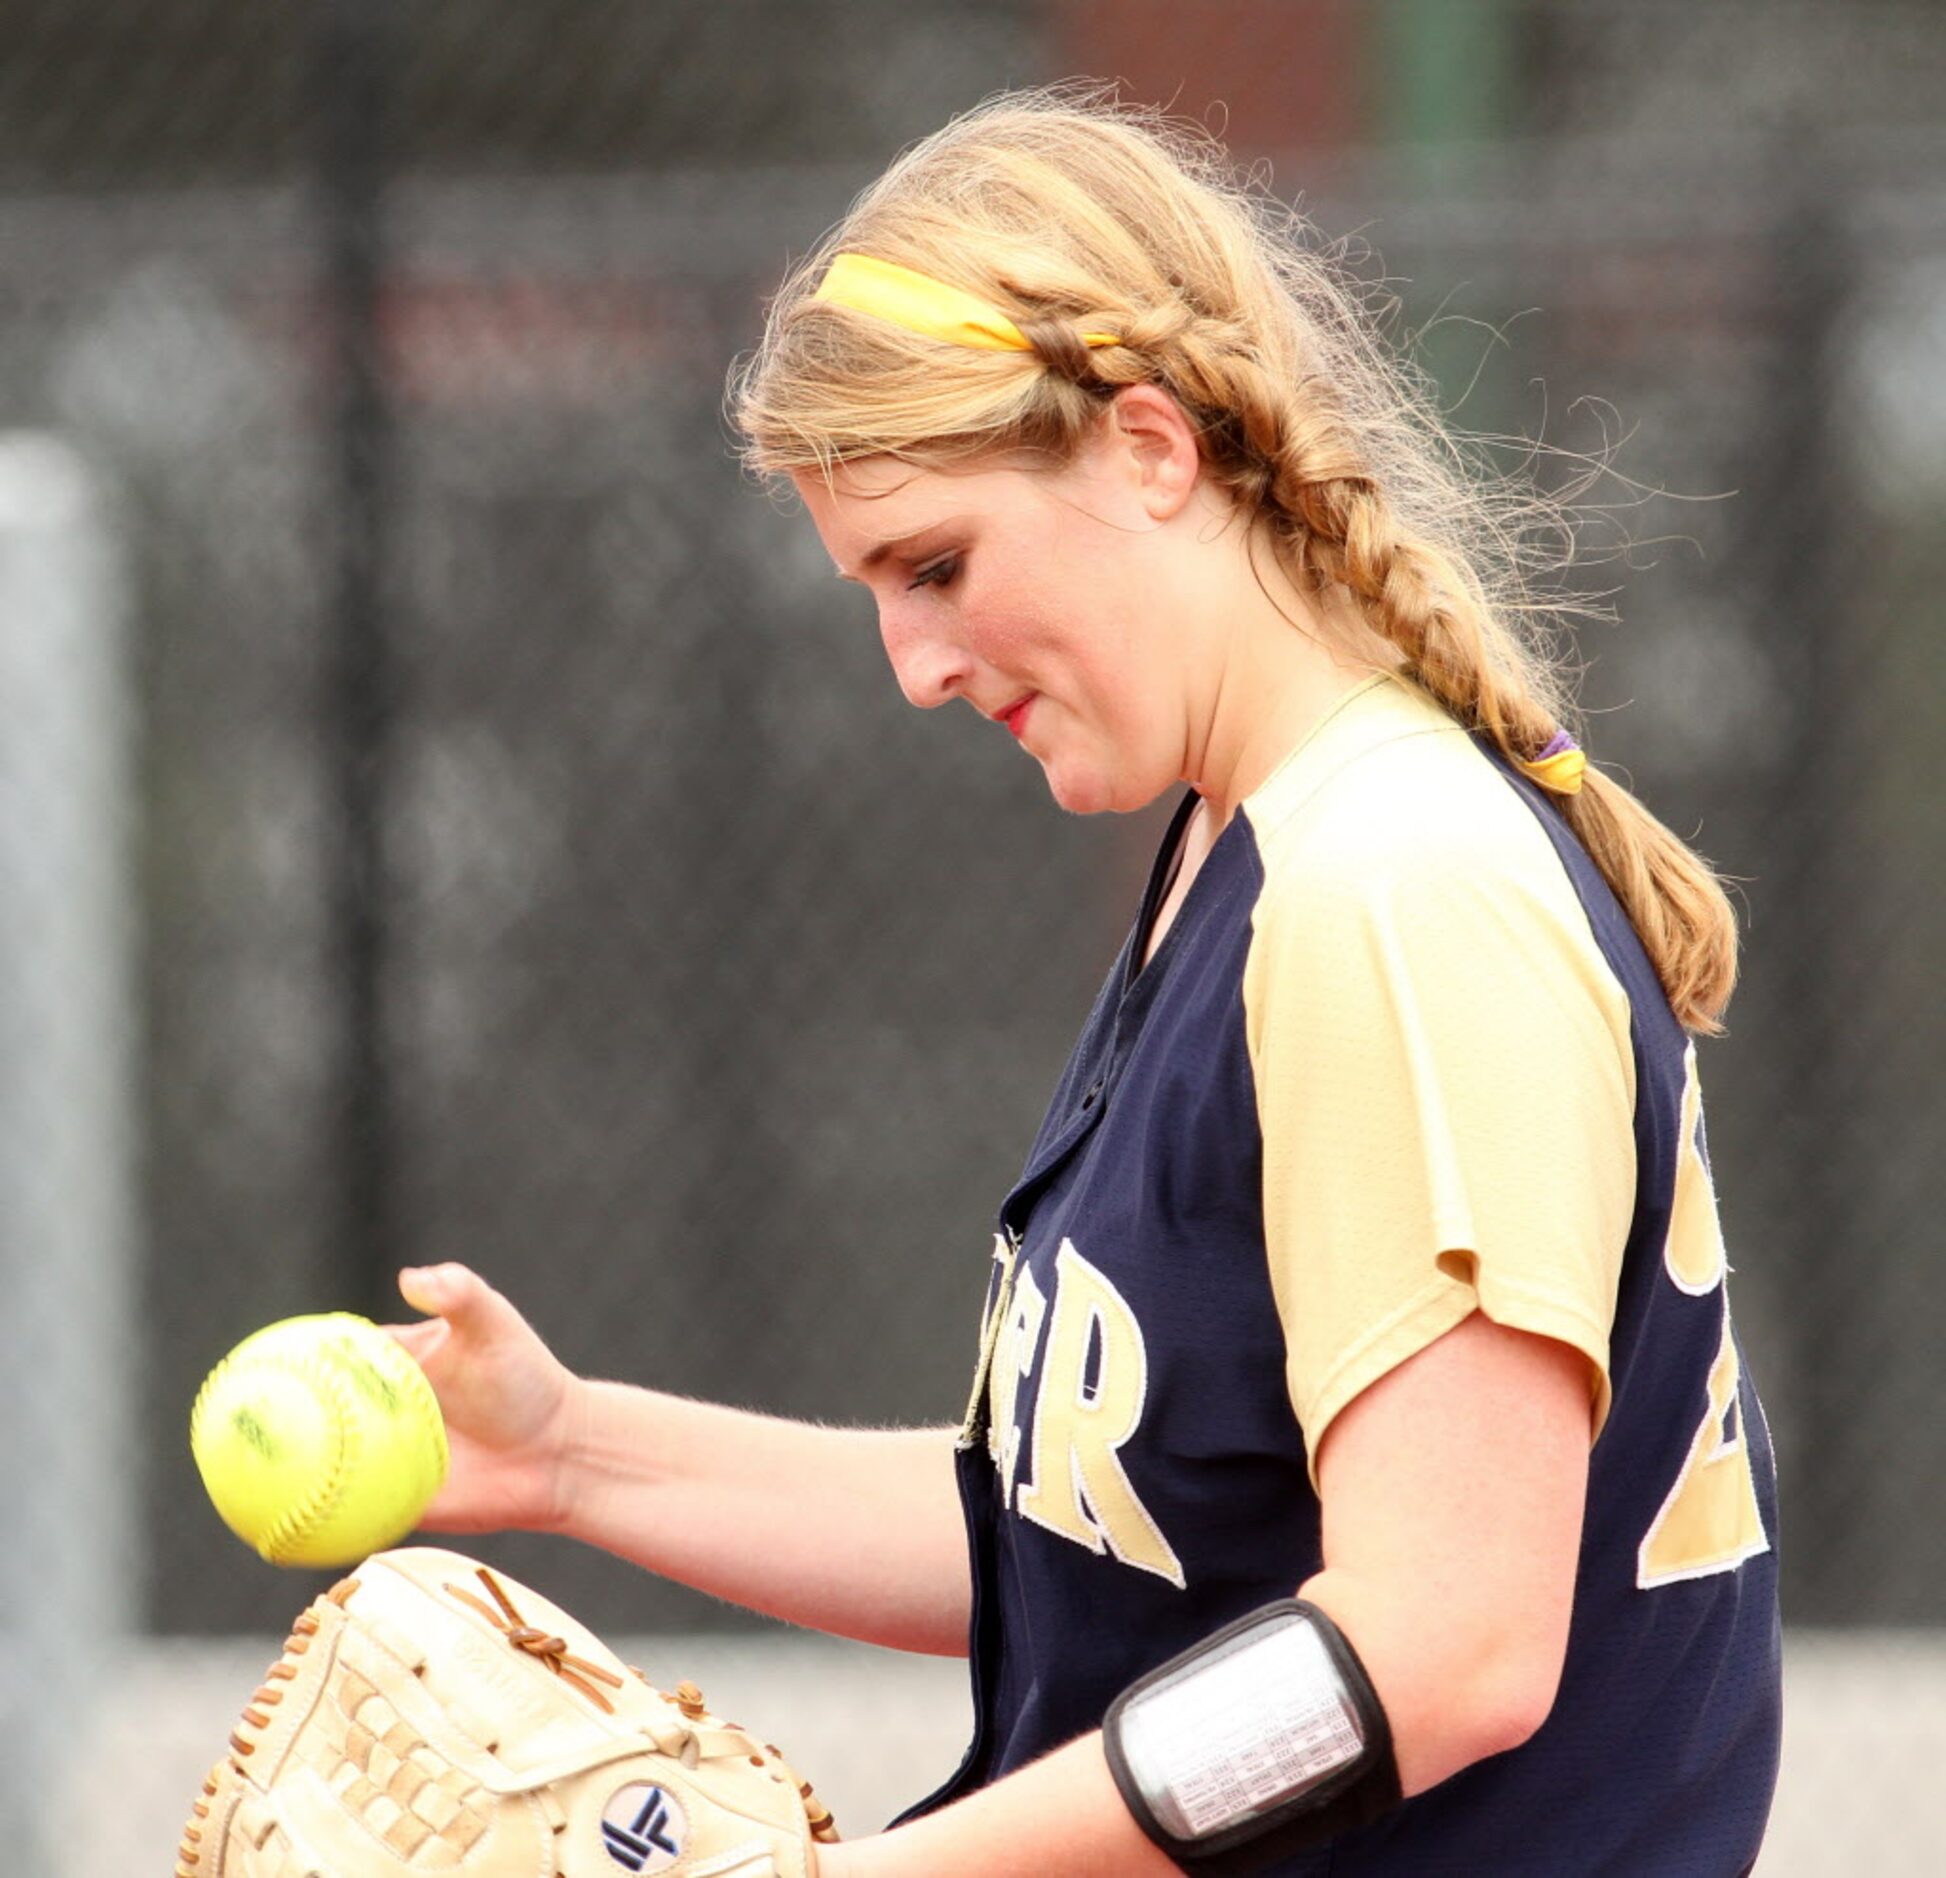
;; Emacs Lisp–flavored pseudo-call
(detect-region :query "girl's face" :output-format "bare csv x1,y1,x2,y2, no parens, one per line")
793,421,1212,816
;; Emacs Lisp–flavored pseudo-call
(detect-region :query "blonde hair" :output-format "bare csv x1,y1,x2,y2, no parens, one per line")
731,86,1738,1033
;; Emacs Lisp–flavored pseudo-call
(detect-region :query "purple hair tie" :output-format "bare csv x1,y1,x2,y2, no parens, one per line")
1520,726,1587,795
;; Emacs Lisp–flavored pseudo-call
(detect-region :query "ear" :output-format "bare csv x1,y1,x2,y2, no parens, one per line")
1099,383,1202,522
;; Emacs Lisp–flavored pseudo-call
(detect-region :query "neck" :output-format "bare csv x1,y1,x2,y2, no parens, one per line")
1183,534,1389,828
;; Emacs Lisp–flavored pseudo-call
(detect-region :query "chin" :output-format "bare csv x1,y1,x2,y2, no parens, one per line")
1042,763,1168,818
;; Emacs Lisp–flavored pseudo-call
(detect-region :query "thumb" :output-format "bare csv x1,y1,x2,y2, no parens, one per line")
397,1261,494,1330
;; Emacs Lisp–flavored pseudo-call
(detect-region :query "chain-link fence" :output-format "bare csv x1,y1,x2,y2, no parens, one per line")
2,1,1941,1869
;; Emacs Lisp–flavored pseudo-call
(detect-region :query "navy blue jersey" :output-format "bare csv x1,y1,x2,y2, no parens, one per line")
914,677,1780,1873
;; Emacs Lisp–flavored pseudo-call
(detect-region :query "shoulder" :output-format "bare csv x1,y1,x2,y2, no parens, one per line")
1238,682,1641,1459
1236,676,1636,1117
1242,675,1588,944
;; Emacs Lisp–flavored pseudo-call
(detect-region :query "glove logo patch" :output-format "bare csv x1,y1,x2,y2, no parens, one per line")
601,1781,688,1871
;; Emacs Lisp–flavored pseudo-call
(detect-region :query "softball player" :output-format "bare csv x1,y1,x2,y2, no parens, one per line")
394,89,1780,1874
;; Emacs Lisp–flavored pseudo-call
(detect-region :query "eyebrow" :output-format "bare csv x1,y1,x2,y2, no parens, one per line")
834,519,968,581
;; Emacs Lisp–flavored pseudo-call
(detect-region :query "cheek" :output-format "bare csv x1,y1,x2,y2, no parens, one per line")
958,569,1052,669
966,562,1120,685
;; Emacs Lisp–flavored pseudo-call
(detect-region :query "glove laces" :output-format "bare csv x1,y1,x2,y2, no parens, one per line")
443,1566,628,1712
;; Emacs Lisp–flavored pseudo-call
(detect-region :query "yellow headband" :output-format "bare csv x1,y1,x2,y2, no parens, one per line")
810,252,1122,354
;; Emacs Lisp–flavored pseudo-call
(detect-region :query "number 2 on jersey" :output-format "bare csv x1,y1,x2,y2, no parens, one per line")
1637,1048,1769,1589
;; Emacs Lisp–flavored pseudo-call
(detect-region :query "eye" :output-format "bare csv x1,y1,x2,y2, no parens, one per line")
908,554,960,591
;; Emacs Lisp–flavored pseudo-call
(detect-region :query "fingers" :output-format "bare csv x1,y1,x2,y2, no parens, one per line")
392,1263,551,1379
388,1265,499,1372
385,1316,449,1362
397,1261,509,1332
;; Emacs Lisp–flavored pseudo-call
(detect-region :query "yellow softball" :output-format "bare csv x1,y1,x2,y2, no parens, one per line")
190,1312,449,1568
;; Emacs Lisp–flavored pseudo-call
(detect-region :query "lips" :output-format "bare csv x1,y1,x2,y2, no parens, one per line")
997,696,1034,740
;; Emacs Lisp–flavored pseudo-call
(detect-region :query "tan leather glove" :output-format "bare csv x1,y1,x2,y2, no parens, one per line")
178,1546,839,1877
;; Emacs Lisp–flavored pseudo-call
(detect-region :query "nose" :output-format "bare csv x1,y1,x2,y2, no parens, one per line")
877,600,975,710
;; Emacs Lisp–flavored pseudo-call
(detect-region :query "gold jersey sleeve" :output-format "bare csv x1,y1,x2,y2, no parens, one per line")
1241,677,1637,1478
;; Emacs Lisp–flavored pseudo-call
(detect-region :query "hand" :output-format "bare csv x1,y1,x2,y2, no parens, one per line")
387,1263,582,1536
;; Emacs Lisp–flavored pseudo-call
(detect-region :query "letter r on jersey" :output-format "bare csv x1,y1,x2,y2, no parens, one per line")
1006,1238,1186,1587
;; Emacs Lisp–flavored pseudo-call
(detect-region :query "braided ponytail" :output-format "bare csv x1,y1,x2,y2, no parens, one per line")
733,85,1740,1033
1280,472,1738,1032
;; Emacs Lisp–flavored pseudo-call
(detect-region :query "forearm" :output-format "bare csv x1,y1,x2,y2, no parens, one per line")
554,1380,971,1653
819,1732,1174,1878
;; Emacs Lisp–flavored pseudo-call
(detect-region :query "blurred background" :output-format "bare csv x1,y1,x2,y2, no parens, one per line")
1,0,1940,1869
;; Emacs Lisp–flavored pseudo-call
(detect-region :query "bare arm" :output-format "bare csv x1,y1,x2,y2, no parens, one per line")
1300,1308,1590,1793
560,1383,968,1652
816,1310,1591,1874
390,1264,971,1654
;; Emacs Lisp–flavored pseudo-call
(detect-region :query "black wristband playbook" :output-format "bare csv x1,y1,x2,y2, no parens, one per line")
1103,1599,1402,1874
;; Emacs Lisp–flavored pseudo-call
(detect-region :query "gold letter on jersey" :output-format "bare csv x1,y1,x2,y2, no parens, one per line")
1014,1239,1185,1587
1638,1047,1769,1587
959,1233,1018,1451
1664,1044,1729,1295
988,1262,1048,1503
1638,1308,1769,1587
